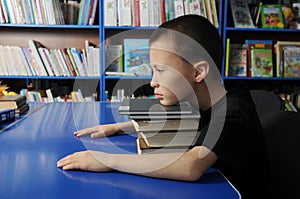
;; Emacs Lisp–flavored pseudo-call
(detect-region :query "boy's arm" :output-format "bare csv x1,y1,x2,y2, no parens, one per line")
57,146,217,181
74,121,136,138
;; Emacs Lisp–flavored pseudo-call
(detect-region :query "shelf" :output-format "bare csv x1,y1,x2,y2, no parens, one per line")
223,77,300,81
0,24,100,29
105,76,152,80
225,27,300,33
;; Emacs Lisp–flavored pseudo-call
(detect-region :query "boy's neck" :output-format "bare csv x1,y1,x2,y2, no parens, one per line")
195,81,226,111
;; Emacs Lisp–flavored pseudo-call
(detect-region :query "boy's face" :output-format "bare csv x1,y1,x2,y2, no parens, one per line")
149,47,197,106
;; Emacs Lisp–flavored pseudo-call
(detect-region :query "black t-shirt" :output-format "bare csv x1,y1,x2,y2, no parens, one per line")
196,84,269,199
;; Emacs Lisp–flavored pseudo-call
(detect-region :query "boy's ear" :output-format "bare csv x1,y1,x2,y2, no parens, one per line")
193,61,209,82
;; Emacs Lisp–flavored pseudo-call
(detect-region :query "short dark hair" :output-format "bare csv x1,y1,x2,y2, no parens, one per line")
149,15,223,73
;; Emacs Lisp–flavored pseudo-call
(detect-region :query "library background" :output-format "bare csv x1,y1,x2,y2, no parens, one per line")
0,0,299,111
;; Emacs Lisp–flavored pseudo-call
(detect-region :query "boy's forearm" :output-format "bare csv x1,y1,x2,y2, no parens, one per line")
116,121,136,133
101,146,214,181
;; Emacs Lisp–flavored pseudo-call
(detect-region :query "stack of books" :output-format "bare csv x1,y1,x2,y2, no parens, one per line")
0,95,29,116
119,98,201,154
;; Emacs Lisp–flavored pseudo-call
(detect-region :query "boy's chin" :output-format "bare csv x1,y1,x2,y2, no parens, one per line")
159,99,179,106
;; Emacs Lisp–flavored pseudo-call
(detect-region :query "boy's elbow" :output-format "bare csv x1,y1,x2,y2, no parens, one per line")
181,146,217,182
183,160,204,181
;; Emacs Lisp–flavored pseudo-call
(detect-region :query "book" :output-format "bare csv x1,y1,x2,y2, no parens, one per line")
27,39,48,76
0,108,15,124
249,44,273,77
136,130,200,154
132,119,199,132
119,98,194,115
123,39,152,76
229,0,255,28
105,45,123,73
119,98,201,120
228,43,247,76
282,46,300,78
260,5,284,29
293,3,300,29
0,95,27,109
15,103,29,115
104,0,117,26
117,0,132,26
245,40,273,77
275,41,300,77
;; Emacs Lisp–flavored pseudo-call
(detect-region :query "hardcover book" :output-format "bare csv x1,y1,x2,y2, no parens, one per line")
0,95,27,109
260,5,284,29
245,40,273,77
136,130,200,154
105,45,123,73
0,108,15,124
282,46,300,77
250,44,273,77
275,41,300,77
229,43,247,76
123,39,152,76
229,0,255,28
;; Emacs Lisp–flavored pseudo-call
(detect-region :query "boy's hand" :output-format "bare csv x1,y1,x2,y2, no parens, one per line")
57,151,111,172
74,124,120,138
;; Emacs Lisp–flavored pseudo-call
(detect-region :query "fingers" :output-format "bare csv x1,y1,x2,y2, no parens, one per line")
74,126,99,137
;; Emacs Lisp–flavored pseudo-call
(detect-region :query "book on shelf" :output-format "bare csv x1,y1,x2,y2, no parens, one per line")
228,41,247,77
101,0,219,27
28,39,48,76
118,0,132,26
249,43,273,77
293,3,300,29
0,108,15,124
105,45,123,73
0,95,27,109
77,0,99,25
245,40,273,77
260,4,284,29
275,41,300,77
229,0,255,28
282,46,300,78
105,71,136,76
123,39,152,76
104,0,117,26
0,0,64,25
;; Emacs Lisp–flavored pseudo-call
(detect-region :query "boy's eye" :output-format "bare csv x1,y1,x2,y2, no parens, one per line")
156,68,164,72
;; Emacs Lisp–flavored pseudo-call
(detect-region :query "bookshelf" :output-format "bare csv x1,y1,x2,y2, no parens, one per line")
0,0,223,102
223,0,300,110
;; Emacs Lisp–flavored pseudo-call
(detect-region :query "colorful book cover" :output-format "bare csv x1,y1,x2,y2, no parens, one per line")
260,5,284,29
245,40,273,77
276,41,300,77
229,0,255,28
250,44,273,77
123,39,152,76
229,43,247,76
283,46,300,78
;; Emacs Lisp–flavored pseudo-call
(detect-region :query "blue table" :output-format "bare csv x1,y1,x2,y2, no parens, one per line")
0,102,240,199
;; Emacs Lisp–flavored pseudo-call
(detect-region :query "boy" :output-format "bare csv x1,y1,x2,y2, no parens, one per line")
57,15,269,199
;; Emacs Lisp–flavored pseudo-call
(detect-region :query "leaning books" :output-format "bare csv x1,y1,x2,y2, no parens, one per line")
229,0,255,28
282,46,300,77
260,5,284,29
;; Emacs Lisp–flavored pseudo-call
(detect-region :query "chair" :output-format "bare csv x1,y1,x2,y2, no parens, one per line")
250,89,285,120
261,111,300,199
